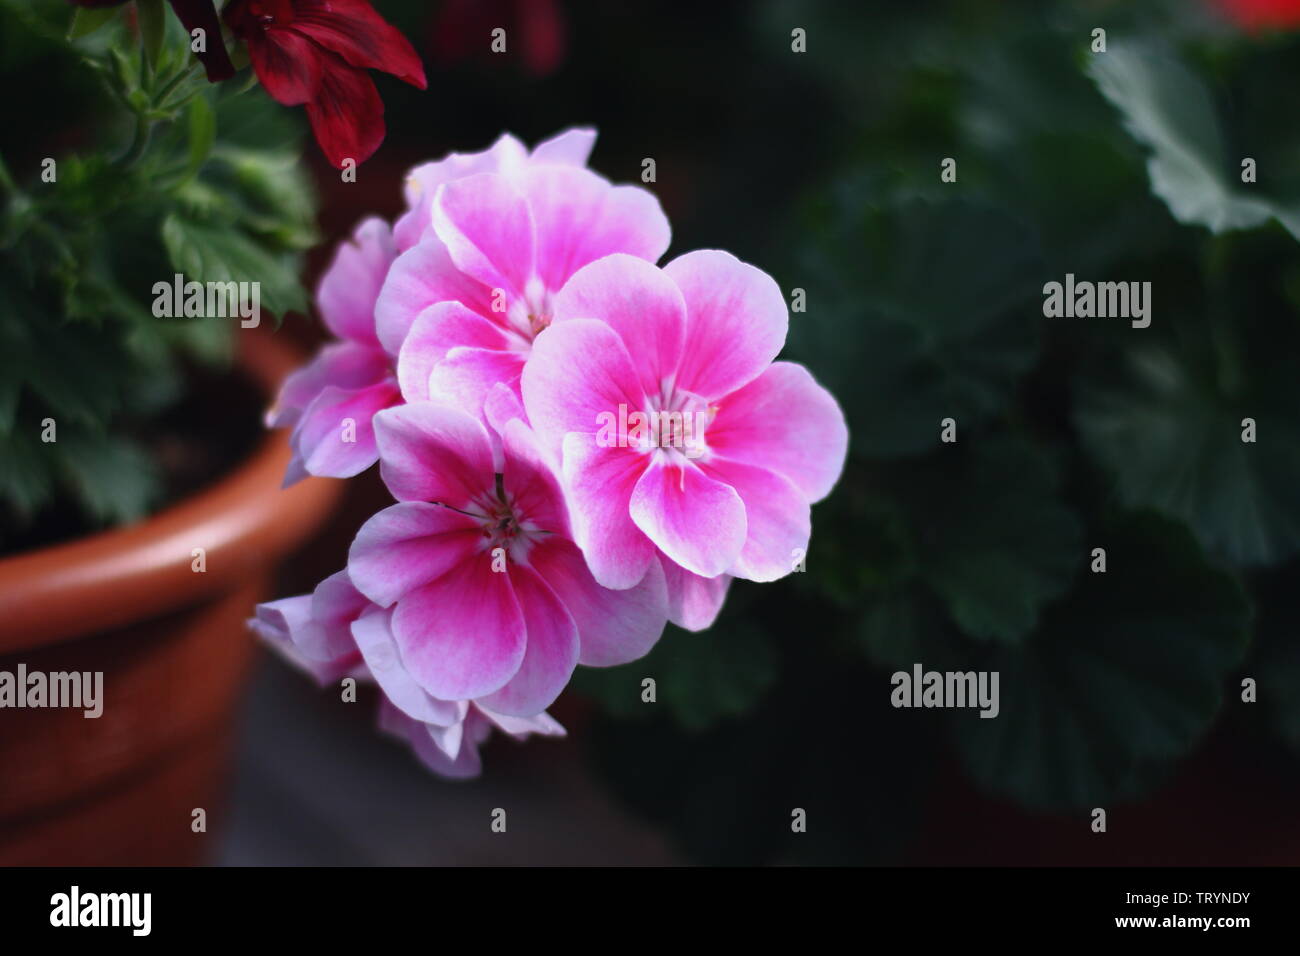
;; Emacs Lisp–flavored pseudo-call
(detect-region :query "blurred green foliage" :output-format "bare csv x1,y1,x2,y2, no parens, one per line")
0,0,315,536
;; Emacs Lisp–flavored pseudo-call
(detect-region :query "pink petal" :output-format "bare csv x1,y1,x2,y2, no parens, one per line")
428,347,527,423
397,301,513,402
479,565,579,716
250,594,364,686
522,167,671,293
372,403,495,506
374,236,497,354
560,432,656,589
351,606,463,725
659,556,732,632
529,127,596,166
500,418,569,535
551,253,685,395
269,341,390,429
291,379,400,480
316,217,395,346
485,382,529,434
348,501,483,608
391,553,527,701
521,318,646,460
432,172,536,300
629,458,747,578
531,537,669,666
706,361,849,503
377,700,483,779
700,457,810,582
664,250,788,400
478,704,566,738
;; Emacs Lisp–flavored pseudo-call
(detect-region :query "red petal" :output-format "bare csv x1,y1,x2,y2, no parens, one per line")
167,0,236,82
291,0,427,89
248,28,323,105
305,52,386,169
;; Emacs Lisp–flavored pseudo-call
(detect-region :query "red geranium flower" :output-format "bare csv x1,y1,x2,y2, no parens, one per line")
224,0,427,169
1217,0,1300,28
69,0,235,81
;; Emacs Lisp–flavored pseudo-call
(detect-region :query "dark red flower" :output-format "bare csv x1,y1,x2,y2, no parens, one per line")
224,0,427,169
69,0,235,82
430,0,567,78
1217,0,1300,28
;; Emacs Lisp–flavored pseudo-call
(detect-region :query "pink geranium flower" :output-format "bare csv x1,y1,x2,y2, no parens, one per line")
269,217,400,483
251,571,564,778
521,252,848,601
347,402,669,715
375,135,670,422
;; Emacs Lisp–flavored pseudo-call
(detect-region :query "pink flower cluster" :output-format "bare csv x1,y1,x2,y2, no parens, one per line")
254,128,848,776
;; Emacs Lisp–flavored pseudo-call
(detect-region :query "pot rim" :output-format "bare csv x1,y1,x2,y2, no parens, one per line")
0,329,343,654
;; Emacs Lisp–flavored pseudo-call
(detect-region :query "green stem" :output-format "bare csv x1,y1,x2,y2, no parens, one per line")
117,114,153,169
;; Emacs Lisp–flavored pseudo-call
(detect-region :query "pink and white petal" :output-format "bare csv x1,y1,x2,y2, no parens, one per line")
629,458,747,579
316,217,395,346
395,134,528,250
530,537,668,666
521,318,647,459
351,606,462,725
348,502,483,607
484,381,529,434
254,604,365,687
561,432,656,590
428,347,527,424
377,700,483,779
372,402,496,505
477,704,566,739
391,554,527,701
529,127,596,167
522,167,671,293
291,379,399,479
659,556,732,632
269,341,390,429
374,236,498,354
699,457,810,582
664,250,788,400
432,172,536,299
479,565,579,716
500,418,569,535
706,361,848,503
551,253,684,394
397,301,513,402
308,569,371,660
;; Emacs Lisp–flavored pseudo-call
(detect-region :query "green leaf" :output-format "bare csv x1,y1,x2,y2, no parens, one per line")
1088,40,1300,241
68,5,117,39
137,0,165,69
902,436,1083,644
793,194,1044,459
57,430,157,524
952,513,1249,811
184,94,216,181
162,213,308,318
570,618,778,731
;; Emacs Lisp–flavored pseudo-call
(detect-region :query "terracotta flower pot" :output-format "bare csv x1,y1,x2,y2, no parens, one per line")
0,331,342,865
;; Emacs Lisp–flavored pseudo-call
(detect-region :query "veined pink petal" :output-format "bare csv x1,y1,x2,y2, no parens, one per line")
397,302,513,402
500,418,569,535
250,594,364,686
480,565,579,716
433,172,536,300
316,216,395,346
522,167,671,294
707,361,849,503
531,537,668,665
700,457,810,582
629,458,747,579
374,236,497,354
391,554,527,701
659,556,731,632
348,501,482,608
351,606,463,725
561,432,656,589
269,341,390,429
291,379,400,480
528,127,596,167
551,253,685,395
372,403,495,506
521,318,646,460
664,250,788,400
